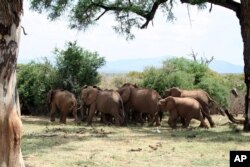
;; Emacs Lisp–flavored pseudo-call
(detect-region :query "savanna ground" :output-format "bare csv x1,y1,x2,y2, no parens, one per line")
21,115,250,167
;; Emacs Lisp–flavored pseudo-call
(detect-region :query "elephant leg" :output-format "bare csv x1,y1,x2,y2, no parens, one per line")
60,110,67,124
168,117,177,129
72,107,78,123
50,103,57,122
87,104,96,125
136,112,144,125
113,112,121,126
183,117,191,128
198,114,209,129
148,113,160,127
180,117,186,127
124,105,130,123
199,119,209,129
101,113,113,125
201,106,215,128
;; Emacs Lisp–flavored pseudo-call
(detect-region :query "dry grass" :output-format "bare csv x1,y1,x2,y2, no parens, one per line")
21,115,250,167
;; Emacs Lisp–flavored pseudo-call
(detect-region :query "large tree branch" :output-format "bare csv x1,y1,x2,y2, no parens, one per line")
180,0,241,17
91,0,168,29
141,0,168,29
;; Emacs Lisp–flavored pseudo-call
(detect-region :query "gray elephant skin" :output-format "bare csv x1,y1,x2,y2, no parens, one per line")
159,96,209,129
80,86,125,126
164,87,224,127
117,83,161,126
47,89,78,124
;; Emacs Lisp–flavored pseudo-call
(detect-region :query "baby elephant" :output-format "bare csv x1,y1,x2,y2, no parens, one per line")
158,96,209,129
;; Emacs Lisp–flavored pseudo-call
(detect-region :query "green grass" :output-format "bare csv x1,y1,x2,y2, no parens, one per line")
21,115,250,167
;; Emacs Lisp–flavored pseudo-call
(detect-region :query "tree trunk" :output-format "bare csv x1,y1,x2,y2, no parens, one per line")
0,1,25,166
240,1,250,131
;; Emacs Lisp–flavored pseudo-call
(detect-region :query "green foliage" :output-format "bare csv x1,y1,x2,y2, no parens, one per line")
223,73,245,91
17,59,57,114
55,41,106,94
142,57,231,107
196,74,229,107
17,42,105,115
29,0,177,39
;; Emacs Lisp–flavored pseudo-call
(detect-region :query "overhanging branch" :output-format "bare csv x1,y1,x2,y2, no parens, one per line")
180,0,240,17
90,0,168,29
141,0,168,29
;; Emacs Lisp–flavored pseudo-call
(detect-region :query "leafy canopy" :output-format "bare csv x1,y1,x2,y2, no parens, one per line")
30,0,209,39
55,41,106,93
30,0,240,40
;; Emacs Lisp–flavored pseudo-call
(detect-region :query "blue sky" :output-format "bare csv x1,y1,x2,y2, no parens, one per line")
19,1,243,66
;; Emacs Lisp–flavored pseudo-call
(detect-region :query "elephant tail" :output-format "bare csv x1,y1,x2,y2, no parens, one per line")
225,109,244,124
47,89,55,112
200,105,211,119
212,100,225,116
206,92,225,116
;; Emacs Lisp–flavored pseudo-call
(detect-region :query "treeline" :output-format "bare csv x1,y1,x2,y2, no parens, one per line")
17,41,244,115
109,58,244,112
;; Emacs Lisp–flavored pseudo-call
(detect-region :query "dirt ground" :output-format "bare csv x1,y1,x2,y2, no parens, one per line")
21,115,250,167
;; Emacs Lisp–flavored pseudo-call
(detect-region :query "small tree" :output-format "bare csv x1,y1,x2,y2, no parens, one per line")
55,41,106,94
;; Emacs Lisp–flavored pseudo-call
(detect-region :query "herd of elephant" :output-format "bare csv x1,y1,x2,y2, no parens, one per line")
47,83,226,129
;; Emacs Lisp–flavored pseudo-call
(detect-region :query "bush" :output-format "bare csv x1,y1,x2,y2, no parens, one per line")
142,57,231,107
17,59,56,115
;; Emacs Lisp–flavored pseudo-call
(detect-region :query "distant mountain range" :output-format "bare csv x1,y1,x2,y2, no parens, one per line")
99,57,244,74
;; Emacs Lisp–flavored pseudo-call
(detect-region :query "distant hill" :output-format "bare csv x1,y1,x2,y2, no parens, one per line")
18,56,243,74
208,60,243,74
99,57,243,74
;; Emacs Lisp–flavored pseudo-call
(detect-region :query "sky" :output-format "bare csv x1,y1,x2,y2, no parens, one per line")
19,1,243,66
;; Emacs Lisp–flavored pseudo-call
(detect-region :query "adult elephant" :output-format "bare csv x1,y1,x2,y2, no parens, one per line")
158,96,209,128
117,83,161,126
80,86,125,126
164,87,224,127
47,89,78,124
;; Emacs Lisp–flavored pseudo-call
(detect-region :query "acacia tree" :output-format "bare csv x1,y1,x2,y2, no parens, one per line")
0,0,25,166
30,0,250,131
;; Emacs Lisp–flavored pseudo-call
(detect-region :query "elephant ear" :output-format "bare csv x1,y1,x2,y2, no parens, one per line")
119,86,131,103
85,88,98,105
171,87,181,97
158,99,166,107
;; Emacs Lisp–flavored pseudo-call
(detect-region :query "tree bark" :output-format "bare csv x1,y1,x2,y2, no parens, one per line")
239,1,250,131
0,0,25,166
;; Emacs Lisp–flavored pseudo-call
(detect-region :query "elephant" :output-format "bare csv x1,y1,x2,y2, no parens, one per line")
79,85,102,121
117,83,161,126
47,89,78,124
158,96,209,129
80,86,125,126
164,87,224,127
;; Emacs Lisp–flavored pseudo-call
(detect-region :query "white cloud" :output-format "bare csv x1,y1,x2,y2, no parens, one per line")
19,1,243,66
